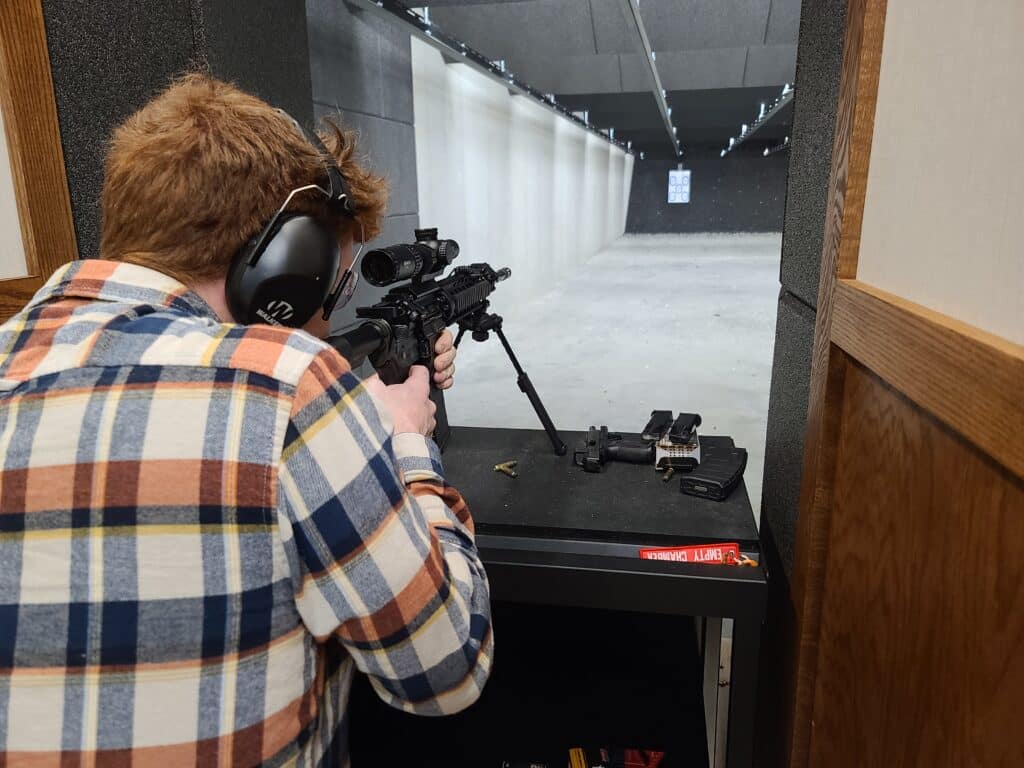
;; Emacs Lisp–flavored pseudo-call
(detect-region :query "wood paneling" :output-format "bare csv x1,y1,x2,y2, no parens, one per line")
0,274,41,319
785,1,889,764
834,0,886,279
833,279,1024,477
0,0,77,300
808,359,1024,765
781,0,1024,763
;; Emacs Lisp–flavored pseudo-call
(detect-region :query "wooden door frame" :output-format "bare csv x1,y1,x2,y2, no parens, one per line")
786,0,1024,764
0,0,77,320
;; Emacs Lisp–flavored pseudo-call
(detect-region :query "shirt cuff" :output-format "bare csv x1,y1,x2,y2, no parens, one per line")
392,432,445,483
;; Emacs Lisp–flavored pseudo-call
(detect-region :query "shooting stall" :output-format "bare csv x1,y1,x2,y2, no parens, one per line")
14,0,1019,765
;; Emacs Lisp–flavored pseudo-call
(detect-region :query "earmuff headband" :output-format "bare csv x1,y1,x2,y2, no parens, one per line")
276,109,356,216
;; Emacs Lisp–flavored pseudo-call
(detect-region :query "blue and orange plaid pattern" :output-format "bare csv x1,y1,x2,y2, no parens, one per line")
0,260,493,766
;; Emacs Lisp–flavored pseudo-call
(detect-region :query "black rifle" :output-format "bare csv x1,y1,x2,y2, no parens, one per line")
326,228,566,455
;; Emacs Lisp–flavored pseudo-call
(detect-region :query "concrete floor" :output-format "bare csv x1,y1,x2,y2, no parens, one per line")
445,232,782,523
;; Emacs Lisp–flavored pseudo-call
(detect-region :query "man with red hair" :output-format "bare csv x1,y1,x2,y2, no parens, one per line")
0,74,492,766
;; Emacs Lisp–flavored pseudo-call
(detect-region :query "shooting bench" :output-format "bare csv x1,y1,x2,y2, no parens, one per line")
445,426,767,768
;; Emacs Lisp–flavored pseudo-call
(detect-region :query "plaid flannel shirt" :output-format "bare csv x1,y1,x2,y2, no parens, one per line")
0,260,493,767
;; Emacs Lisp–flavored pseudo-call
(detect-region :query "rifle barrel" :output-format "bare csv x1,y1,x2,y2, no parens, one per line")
326,320,388,369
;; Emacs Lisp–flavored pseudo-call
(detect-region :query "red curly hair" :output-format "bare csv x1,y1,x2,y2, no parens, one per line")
99,73,388,284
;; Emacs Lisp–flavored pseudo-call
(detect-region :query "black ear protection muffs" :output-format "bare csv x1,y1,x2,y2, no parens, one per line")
225,110,358,327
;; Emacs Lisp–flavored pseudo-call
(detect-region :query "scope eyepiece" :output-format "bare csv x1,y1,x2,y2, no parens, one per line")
361,227,460,287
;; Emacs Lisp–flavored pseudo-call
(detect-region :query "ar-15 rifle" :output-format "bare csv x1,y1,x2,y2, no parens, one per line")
325,227,566,455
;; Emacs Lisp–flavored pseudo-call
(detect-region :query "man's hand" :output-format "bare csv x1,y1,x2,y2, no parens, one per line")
363,366,437,436
433,329,457,390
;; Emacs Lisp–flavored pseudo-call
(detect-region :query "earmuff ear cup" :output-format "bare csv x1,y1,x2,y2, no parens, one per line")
226,214,341,327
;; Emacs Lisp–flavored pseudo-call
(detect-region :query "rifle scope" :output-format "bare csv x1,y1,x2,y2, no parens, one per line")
361,227,459,287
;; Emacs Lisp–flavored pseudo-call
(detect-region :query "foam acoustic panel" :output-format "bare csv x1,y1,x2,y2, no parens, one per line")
620,48,748,92
433,0,790,54
626,145,789,234
522,53,622,96
640,0,774,51
760,289,816,576
590,0,790,60
430,0,597,61
201,0,314,125
743,44,799,88
545,45,794,95
758,0,848,580
778,0,848,309
43,0,315,261
766,0,803,45
589,0,636,55
42,0,196,259
427,0,799,96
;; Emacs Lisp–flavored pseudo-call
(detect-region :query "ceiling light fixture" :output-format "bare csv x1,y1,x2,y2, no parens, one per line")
721,86,795,157
763,136,791,157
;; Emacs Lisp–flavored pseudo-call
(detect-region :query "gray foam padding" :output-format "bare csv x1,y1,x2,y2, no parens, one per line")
757,0,848,581
743,45,799,87
42,0,314,260
42,0,197,259
778,0,848,309
760,288,816,576
201,0,314,125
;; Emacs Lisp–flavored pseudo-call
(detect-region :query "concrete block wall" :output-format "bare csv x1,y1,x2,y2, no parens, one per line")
305,0,420,334
412,38,634,314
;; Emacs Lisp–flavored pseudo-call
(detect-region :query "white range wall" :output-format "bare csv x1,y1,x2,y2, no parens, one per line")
856,0,1023,344
0,106,27,279
412,37,633,313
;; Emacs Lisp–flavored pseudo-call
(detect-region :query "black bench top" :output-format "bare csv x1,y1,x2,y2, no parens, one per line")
442,427,760,548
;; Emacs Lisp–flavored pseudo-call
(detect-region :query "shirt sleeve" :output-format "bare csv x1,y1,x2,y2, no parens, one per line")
276,348,493,715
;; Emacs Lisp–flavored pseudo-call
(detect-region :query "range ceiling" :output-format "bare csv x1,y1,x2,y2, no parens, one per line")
422,0,800,150
558,88,794,147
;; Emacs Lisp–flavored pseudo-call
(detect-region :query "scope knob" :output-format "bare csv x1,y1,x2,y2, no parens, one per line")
414,227,438,241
